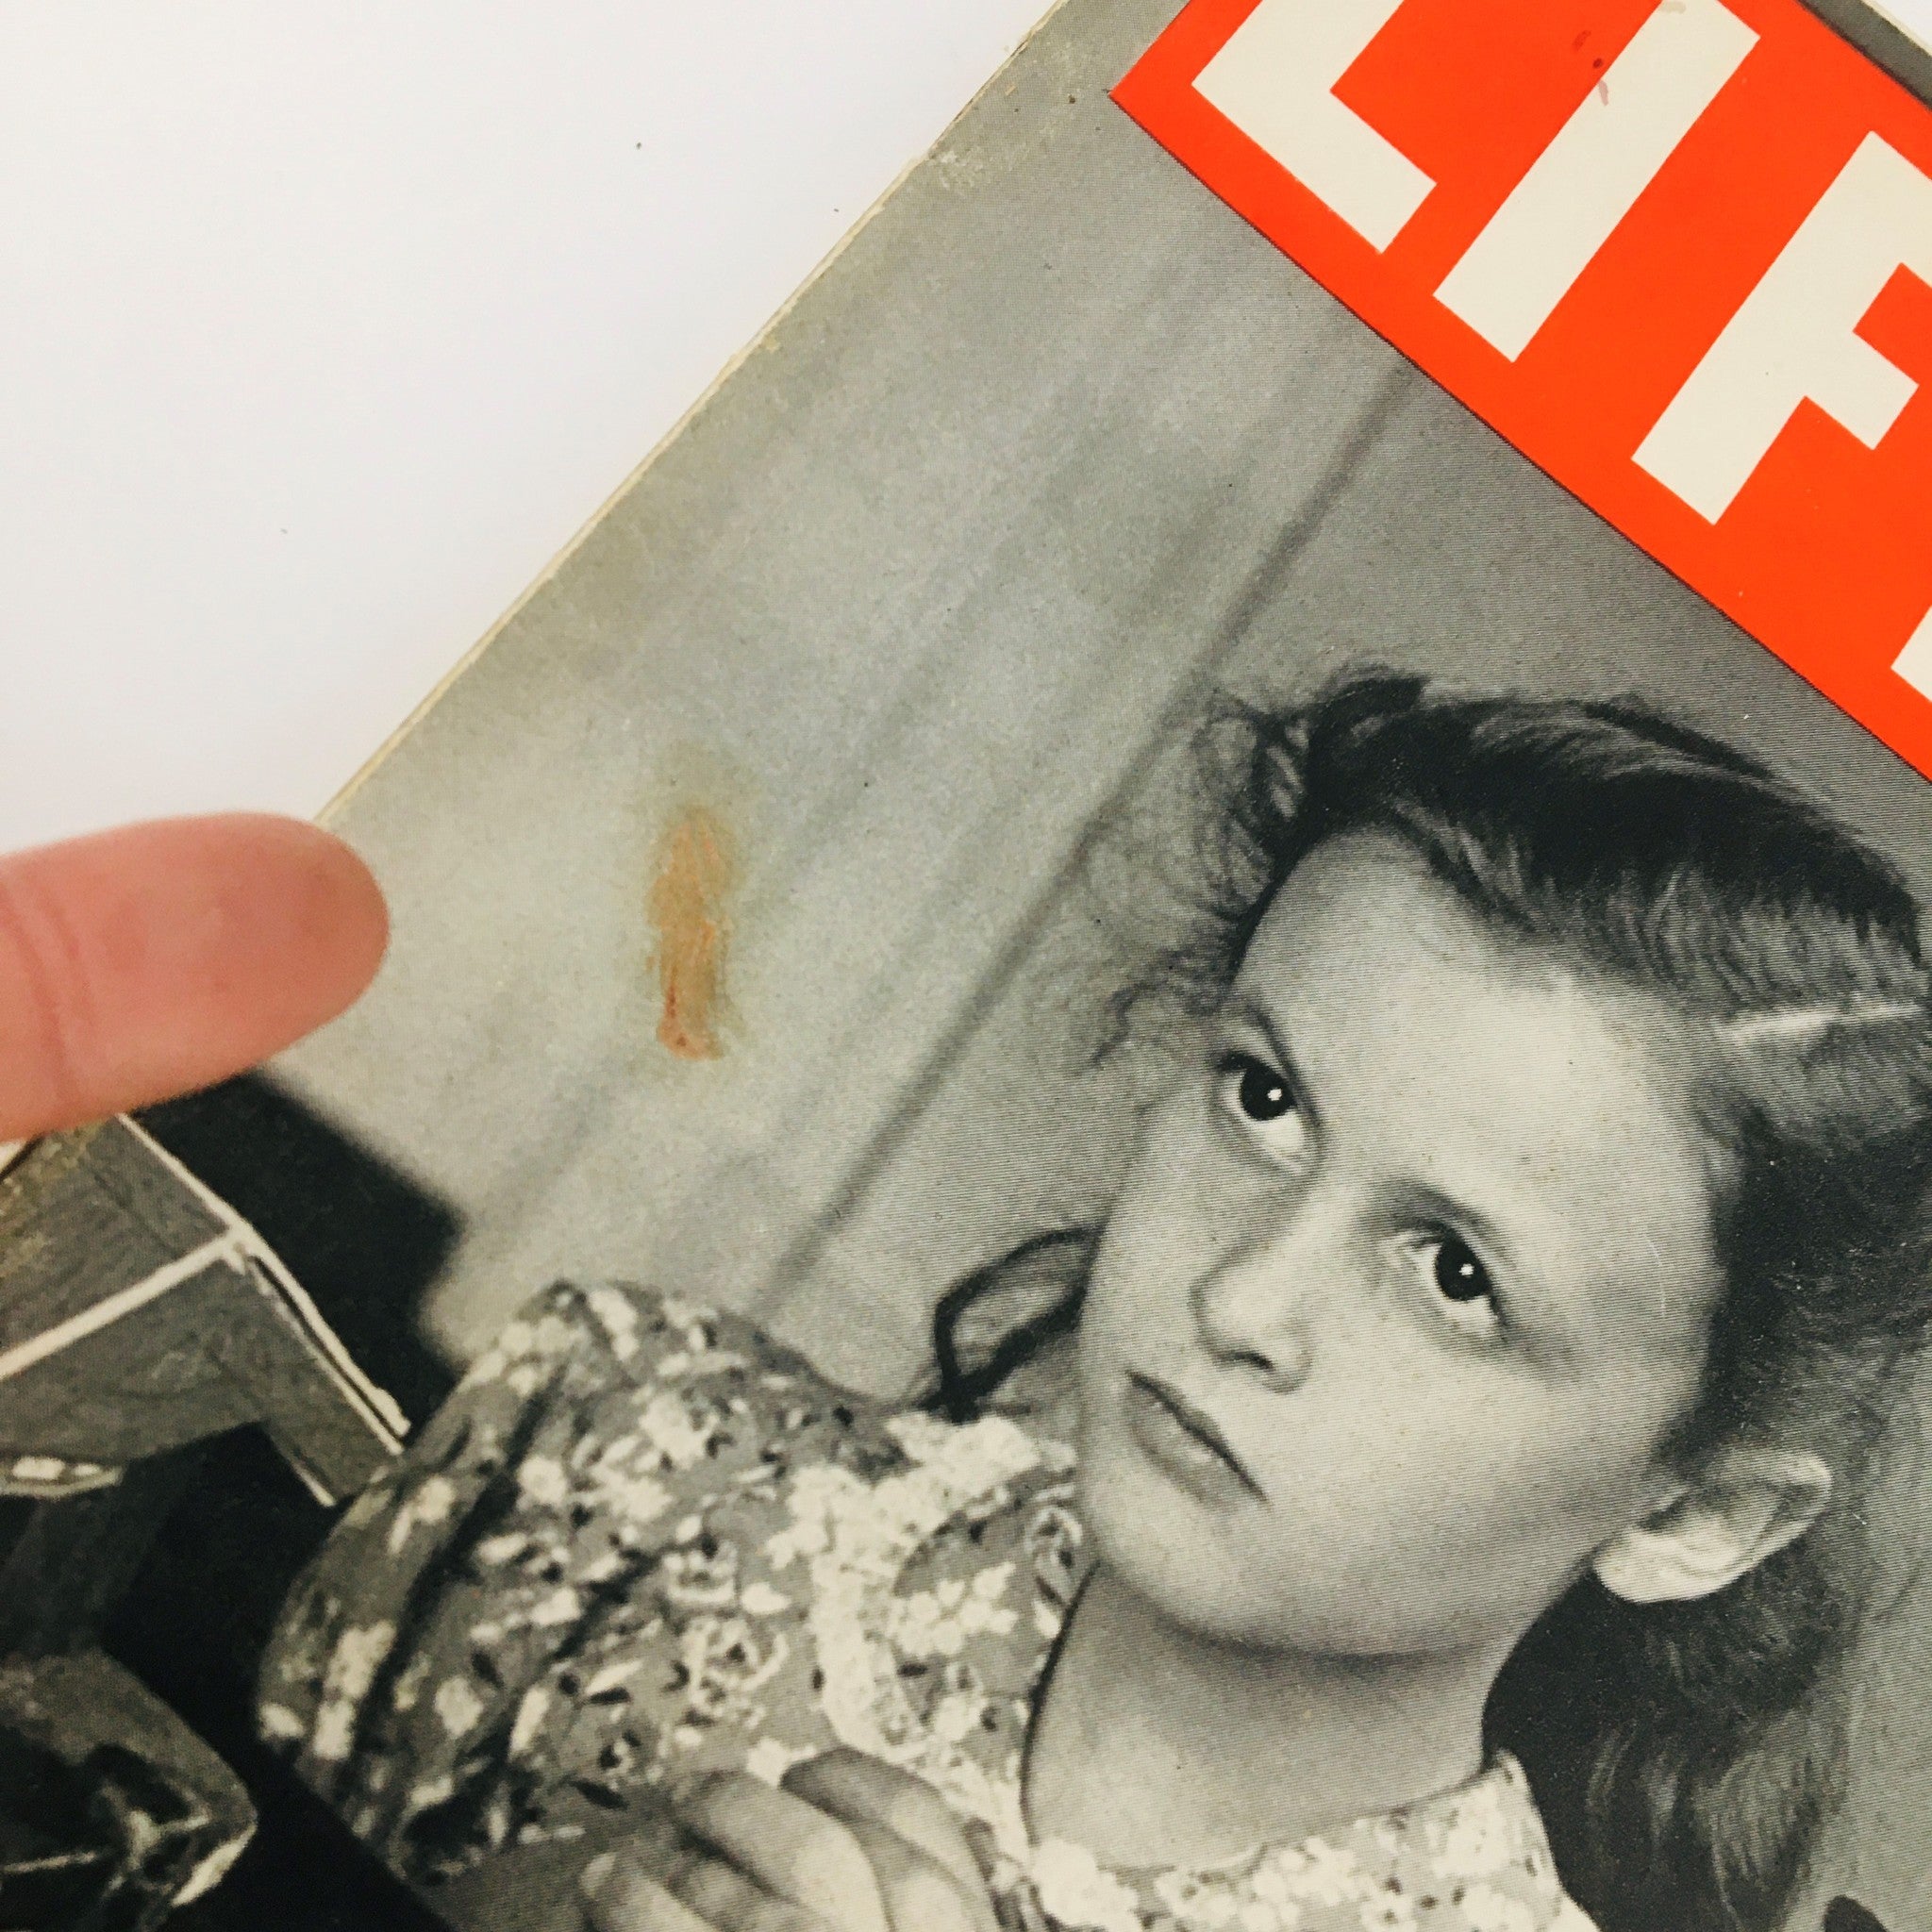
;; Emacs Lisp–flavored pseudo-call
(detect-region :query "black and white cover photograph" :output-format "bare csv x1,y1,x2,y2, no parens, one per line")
4,4,1932,1932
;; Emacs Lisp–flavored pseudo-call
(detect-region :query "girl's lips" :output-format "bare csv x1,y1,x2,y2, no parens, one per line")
1125,1372,1263,1500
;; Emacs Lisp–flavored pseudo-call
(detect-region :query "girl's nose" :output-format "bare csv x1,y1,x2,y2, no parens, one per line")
1187,1221,1320,1393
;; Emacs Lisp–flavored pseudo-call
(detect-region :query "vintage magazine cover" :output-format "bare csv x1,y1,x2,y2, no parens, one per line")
6,2,1932,1928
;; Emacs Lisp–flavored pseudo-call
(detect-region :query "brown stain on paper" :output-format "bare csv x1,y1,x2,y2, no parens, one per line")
648,805,735,1059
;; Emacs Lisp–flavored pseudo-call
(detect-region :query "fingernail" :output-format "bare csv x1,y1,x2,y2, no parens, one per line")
582,1852,618,1900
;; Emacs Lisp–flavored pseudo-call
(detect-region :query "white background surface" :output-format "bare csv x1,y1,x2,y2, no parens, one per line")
0,2,1053,848
3,0,1930,852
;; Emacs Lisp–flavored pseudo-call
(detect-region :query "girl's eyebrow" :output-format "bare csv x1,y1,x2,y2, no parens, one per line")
1408,1181,1581,1369
1408,1181,1522,1282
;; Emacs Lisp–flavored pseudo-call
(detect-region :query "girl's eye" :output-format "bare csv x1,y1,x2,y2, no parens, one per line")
1214,1053,1309,1166
1403,1233,1504,1341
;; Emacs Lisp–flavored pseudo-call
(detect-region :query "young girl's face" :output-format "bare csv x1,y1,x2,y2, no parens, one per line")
1074,829,1727,1661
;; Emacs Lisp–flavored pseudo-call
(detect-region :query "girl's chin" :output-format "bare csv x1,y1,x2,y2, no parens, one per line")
1078,1448,1241,1582
1088,1531,1305,1653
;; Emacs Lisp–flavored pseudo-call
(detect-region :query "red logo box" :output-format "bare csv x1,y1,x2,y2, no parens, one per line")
1115,0,1932,776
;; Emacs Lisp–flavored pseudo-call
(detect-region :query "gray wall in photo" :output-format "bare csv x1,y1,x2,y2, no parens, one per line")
272,0,1932,1919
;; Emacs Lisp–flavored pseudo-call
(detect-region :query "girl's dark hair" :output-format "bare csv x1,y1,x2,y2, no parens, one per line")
929,671,1932,1932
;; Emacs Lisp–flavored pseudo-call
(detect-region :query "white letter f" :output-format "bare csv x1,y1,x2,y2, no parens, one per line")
1635,133,1932,523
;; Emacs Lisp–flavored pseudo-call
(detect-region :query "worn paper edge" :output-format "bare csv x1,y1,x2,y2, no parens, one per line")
318,0,1078,831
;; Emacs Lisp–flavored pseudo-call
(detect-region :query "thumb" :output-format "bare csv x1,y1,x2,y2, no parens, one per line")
0,813,388,1141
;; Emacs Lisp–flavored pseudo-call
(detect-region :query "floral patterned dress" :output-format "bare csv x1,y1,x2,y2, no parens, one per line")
258,1282,1597,1932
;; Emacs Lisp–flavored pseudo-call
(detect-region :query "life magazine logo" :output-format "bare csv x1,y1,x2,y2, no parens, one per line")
1115,0,1932,777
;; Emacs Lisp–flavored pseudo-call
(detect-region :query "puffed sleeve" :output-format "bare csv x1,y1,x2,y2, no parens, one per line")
256,1280,875,1890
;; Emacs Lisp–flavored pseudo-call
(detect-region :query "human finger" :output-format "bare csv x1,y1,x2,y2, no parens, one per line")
543,1813,694,1932
675,1772,891,1932
823,1814,990,1932
782,1753,993,1907
665,1849,834,1932
582,1847,723,1932
655,1824,980,1932
605,1795,864,1932
0,814,387,1139
586,1840,835,1932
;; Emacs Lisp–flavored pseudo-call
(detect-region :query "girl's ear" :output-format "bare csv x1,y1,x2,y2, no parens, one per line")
1591,1448,1832,1605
